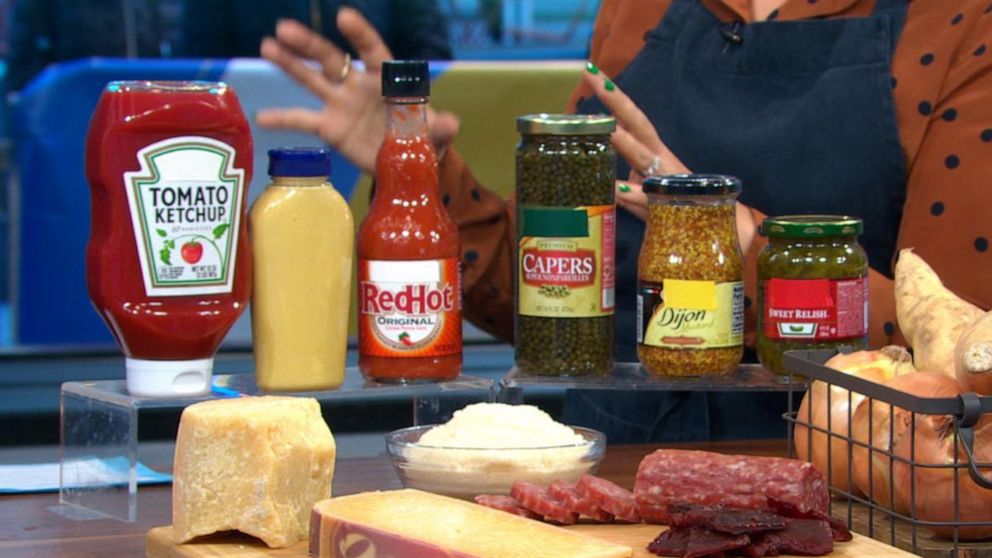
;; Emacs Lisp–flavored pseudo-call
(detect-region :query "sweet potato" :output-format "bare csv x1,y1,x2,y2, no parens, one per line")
955,310,992,394
894,249,983,375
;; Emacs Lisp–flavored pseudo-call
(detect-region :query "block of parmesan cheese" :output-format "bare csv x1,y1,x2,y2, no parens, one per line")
310,489,633,558
172,396,335,548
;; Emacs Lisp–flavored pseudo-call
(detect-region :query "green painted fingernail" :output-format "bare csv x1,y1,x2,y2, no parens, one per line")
618,183,631,193
604,79,616,92
586,61,599,74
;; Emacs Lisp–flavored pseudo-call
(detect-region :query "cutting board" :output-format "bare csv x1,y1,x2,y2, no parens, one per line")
146,523,917,558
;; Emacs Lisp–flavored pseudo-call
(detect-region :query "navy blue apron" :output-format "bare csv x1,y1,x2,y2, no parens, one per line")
563,0,909,442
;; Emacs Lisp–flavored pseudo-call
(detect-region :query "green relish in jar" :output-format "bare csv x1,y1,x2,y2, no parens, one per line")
757,216,869,374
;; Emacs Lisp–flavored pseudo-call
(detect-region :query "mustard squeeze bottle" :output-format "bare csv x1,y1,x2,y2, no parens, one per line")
250,147,354,390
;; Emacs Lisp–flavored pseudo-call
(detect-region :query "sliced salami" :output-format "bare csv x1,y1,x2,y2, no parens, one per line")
634,449,830,524
472,494,541,520
510,480,578,525
576,474,642,523
548,480,615,523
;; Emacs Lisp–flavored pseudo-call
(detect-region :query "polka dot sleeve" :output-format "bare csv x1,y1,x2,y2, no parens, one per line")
438,148,516,342
890,2,992,329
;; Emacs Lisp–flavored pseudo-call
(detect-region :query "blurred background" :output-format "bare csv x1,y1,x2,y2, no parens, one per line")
0,0,599,350
0,0,600,444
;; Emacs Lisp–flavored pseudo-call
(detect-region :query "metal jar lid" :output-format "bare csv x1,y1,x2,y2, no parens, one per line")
642,174,741,196
516,113,616,135
760,215,864,238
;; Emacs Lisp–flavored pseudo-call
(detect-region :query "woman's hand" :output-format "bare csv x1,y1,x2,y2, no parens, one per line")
257,9,460,173
581,63,756,254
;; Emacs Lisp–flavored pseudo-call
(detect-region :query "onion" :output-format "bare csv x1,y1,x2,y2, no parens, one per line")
794,346,914,494
851,372,962,515
891,389,992,539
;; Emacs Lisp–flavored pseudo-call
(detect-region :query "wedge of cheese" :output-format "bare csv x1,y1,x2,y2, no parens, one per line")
310,489,633,558
172,396,335,548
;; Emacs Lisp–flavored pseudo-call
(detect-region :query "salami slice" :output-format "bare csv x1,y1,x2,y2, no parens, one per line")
576,474,642,523
472,494,541,520
548,480,615,523
634,449,830,524
510,481,578,525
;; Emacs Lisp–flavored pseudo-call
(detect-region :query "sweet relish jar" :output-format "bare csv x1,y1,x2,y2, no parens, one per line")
756,215,868,374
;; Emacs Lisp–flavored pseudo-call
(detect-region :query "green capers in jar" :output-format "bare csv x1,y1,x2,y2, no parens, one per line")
756,216,869,375
636,175,744,376
514,114,616,376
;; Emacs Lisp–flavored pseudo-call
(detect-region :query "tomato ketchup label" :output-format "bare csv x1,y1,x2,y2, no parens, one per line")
517,205,615,318
358,258,462,357
124,136,245,297
762,277,868,340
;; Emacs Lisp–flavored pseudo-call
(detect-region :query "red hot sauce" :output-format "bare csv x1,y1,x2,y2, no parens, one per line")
357,61,462,382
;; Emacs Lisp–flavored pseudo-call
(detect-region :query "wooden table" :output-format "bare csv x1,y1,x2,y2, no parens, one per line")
0,441,788,558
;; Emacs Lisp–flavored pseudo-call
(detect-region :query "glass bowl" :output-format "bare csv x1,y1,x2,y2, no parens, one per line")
385,424,606,500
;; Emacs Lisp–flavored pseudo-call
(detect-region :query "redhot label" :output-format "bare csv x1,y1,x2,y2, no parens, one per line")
358,259,462,357
762,277,868,340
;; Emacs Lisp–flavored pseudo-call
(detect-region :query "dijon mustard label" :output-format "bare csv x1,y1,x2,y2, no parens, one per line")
518,205,615,318
637,279,744,349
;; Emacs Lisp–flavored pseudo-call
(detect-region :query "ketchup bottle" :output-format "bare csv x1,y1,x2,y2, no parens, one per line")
357,61,462,382
85,81,253,397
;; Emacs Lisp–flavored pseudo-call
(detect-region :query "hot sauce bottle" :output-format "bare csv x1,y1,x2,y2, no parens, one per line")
85,81,253,396
357,61,462,382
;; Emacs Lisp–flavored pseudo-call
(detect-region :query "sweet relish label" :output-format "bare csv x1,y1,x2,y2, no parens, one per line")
637,279,744,349
358,258,462,357
124,136,244,297
517,205,615,318
762,277,868,340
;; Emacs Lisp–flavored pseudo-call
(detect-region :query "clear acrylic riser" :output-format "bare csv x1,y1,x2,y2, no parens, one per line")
58,369,495,522
499,362,805,403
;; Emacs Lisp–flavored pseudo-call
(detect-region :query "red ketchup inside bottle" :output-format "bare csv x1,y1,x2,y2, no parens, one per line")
85,81,253,396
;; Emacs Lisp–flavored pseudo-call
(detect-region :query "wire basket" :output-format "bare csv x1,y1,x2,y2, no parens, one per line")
782,349,992,558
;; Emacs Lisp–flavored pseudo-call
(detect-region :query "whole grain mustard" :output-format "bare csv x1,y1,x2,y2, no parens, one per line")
636,174,744,376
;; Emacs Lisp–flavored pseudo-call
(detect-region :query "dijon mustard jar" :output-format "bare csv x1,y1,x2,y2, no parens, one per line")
636,174,744,376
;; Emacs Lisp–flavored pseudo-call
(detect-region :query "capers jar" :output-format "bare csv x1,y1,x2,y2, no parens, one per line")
757,216,868,374
637,175,744,376
514,114,616,376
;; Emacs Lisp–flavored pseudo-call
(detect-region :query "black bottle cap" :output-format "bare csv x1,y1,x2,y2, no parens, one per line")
381,60,430,98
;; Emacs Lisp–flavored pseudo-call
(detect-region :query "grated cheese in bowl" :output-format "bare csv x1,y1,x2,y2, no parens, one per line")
386,403,605,499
